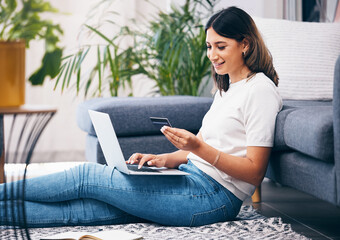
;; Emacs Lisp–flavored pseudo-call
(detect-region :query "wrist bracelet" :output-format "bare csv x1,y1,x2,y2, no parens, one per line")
212,151,221,166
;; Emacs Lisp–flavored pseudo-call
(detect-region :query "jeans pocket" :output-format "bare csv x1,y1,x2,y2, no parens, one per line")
190,205,228,227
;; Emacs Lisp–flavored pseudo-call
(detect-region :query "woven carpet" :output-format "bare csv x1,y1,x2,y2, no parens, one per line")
0,205,310,240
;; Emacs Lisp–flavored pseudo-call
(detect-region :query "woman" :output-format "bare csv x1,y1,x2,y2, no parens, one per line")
0,7,282,227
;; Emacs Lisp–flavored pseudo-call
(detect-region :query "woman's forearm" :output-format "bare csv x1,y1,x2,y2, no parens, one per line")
192,142,271,186
161,150,189,168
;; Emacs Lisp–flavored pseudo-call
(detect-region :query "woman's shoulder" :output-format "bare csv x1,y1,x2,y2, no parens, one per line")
247,72,276,88
246,72,282,103
245,72,279,94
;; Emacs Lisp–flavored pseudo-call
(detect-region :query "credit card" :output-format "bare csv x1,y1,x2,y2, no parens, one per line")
150,117,172,129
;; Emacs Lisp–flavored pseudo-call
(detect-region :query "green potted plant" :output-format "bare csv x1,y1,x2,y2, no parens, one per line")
0,0,63,107
131,0,214,96
55,0,216,98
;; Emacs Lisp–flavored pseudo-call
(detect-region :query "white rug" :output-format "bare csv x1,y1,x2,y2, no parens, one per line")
1,163,310,239
0,206,309,240
4,162,84,182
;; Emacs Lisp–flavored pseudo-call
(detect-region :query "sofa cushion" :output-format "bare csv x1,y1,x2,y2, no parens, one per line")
283,106,333,163
267,151,336,204
273,105,296,151
77,96,213,137
273,100,332,151
254,17,340,100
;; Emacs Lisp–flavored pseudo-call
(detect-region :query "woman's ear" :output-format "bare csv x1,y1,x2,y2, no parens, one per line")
242,38,250,53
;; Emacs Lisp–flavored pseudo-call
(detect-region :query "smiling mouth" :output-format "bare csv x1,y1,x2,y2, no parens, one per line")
213,61,225,68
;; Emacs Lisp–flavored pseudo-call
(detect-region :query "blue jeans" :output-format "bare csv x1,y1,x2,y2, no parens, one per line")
0,161,242,227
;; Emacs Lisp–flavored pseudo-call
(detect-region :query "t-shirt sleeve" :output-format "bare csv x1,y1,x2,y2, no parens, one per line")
244,82,282,147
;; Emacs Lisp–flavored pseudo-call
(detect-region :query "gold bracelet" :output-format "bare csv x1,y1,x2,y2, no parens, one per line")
212,151,221,166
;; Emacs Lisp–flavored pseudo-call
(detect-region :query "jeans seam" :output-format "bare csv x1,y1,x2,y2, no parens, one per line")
189,205,227,227
85,184,218,198
28,187,80,202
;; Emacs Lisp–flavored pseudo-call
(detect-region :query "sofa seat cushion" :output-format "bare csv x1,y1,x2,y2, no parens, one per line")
283,106,333,163
77,96,213,137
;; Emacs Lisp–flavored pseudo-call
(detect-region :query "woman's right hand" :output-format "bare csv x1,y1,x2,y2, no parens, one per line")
127,153,167,169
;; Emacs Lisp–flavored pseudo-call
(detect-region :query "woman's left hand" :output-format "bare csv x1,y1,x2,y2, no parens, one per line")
161,126,201,151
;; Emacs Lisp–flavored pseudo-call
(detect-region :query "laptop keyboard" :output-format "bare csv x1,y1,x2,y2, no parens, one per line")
127,164,160,172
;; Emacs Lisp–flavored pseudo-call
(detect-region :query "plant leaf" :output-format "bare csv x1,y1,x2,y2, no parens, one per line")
97,45,102,96
29,48,62,85
85,24,114,46
53,63,66,91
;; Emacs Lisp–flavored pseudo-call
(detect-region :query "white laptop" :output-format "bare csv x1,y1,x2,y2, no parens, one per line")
88,110,189,175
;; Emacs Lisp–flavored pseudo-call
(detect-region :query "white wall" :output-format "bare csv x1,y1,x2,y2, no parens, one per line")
8,0,283,163
170,0,283,19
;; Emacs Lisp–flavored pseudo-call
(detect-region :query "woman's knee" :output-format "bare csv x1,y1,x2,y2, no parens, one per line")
71,162,99,177
71,163,113,187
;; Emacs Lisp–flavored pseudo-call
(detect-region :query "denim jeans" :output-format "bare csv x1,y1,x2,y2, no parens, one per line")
0,161,242,228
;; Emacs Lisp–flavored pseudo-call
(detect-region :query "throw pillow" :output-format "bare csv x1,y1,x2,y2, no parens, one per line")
254,17,340,100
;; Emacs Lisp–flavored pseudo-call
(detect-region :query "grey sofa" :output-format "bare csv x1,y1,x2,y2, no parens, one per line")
265,55,339,206
77,56,340,206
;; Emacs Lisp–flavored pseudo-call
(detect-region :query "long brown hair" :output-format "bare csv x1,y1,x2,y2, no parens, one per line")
205,7,279,92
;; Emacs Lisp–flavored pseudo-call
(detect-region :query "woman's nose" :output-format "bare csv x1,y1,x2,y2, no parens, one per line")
208,49,218,61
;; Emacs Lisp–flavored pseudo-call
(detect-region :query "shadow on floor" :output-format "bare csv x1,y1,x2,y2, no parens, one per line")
243,178,340,240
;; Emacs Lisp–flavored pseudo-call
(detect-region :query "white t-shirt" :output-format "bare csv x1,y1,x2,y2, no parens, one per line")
187,72,283,201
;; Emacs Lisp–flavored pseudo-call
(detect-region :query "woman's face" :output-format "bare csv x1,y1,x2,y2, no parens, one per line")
206,27,246,77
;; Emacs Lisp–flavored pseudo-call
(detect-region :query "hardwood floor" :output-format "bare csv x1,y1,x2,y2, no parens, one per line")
244,179,340,240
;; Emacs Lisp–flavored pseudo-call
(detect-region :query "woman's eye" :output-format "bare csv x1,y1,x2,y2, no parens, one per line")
206,45,211,49
218,46,225,50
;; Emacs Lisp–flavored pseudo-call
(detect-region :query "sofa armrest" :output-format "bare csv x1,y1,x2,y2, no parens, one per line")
334,55,340,205
77,96,213,137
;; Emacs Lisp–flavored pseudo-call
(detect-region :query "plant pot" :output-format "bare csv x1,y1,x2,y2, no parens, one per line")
0,40,25,107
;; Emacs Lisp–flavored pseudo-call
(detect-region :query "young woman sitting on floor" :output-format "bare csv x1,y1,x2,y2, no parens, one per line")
0,6,282,227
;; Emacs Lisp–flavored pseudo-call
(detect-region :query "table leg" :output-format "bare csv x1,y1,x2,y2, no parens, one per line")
251,185,261,203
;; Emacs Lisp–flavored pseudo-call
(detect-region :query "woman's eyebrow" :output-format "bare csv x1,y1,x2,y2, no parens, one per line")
206,41,227,44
